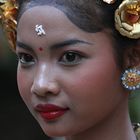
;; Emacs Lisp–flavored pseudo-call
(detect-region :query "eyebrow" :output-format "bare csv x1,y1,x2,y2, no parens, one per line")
16,42,34,52
16,39,93,51
51,39,93,50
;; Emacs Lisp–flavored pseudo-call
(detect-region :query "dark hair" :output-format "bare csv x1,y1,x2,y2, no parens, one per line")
17,0,139,69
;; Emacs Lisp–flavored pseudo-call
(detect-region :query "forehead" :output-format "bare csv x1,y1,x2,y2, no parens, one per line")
17,5,114,54
17,6,73,43
17,6,95,46
17,6,71,31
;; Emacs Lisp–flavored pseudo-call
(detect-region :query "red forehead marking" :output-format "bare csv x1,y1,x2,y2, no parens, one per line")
38,47,43,51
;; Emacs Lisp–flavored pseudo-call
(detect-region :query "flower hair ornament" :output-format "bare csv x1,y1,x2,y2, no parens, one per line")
115,0,140,39
103,0,140,39
0,0,140,51
0,0,18,51
104,1,140,91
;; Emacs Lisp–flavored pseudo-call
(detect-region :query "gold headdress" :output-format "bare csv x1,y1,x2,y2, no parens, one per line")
0,0,140,51
115,0,140,39
103,0,140,39
0,0,18,51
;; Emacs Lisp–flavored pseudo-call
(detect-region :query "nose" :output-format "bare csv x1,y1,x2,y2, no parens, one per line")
31,64,60,97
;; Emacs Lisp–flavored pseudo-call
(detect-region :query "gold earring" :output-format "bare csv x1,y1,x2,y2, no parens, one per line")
121,68,140,90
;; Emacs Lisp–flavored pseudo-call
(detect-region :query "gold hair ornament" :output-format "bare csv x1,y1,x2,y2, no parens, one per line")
115,0,140,39
0,0,140,51
0,0,18,51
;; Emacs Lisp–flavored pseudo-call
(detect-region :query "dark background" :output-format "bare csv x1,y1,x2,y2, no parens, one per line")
0,60,51,140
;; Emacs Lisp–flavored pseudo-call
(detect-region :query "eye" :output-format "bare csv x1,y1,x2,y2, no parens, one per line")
17,53,35,66
59,51,84,66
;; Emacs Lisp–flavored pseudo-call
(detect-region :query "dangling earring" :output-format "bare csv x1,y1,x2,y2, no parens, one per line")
121,68,140,90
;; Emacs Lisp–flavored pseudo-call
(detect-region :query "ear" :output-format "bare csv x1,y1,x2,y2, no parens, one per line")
123,44,140,69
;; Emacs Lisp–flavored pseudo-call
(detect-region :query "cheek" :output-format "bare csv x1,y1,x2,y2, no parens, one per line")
17,67,32,104
62,58,122,114
67,63,120,94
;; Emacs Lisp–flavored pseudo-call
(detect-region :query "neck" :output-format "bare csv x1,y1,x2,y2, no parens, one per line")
65,99,136,140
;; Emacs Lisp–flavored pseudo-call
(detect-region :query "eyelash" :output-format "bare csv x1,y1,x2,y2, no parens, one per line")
17,51,85,67
17,53,35,67
59,51,84,66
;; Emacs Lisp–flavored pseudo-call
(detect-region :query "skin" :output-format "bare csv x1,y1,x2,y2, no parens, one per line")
16,6,136,140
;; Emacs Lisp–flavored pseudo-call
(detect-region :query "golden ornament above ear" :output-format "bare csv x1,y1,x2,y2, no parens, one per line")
0,0,140,51
0,0,18,51
115,0,140,39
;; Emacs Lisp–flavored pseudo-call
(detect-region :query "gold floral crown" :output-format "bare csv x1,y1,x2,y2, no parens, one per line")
0,0,140,51
115,0,140,39
0,0,18,51
104,0,140,39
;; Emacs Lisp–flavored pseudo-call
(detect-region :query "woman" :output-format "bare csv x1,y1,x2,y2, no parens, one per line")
0,0,140,140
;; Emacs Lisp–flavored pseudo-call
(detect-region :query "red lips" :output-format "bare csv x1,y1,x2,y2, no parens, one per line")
35,104,69,121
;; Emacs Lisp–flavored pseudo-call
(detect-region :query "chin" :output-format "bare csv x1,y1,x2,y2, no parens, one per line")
41,124,78,138
42,129,66,137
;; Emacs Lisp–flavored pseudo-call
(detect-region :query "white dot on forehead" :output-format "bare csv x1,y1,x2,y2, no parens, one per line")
35,24,46,36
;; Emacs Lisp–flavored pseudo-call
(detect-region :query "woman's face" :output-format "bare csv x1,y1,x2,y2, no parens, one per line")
17,6,126,137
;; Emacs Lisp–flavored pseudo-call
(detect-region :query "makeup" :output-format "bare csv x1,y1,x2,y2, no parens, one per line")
35,24,46,36
35,104,69,121
38,47,43,51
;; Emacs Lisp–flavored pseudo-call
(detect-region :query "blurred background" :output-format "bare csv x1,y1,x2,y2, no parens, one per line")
0,28,140,140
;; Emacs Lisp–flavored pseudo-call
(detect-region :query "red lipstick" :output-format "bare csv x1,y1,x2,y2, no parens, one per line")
35,104,69,121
